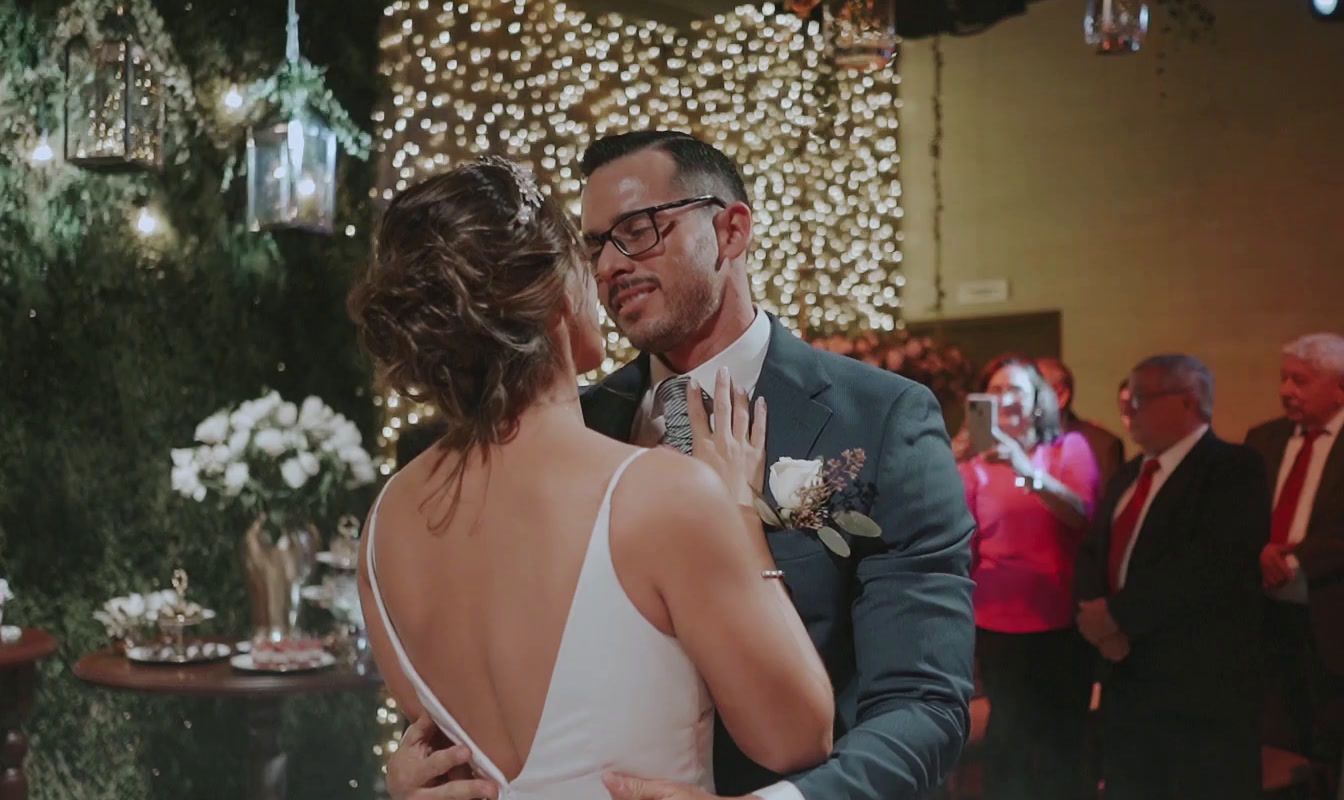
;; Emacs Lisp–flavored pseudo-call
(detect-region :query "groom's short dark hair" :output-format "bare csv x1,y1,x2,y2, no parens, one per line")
580,130,750,207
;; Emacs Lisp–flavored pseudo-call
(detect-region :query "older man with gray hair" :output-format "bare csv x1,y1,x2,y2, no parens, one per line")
1075,353,1270,800
1246,332,1344,798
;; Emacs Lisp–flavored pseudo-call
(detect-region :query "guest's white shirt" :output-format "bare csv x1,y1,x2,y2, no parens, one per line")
1112,423,1210,590
630,309,772,447
1270,405,1344,604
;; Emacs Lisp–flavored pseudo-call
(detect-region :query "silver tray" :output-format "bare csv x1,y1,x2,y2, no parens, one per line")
126,640,234,665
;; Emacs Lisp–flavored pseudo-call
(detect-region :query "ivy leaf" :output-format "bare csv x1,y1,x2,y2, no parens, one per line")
817,526,851,557
833,510,882,538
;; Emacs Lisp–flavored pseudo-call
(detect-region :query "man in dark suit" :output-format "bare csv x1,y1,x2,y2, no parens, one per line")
385,131,976,800
1245,332,1344,794
1074,354,1270,800
1037,356,1126,488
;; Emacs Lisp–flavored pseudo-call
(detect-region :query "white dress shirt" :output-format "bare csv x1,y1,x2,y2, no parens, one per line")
1111,423,1210,590
1270,405,1344,604
631,309,773,447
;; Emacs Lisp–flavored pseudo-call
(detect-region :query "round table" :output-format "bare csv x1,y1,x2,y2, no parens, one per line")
0,629,59,800
74,644,381,800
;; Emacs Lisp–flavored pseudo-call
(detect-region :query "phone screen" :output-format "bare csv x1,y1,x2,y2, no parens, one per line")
965,393,1000,457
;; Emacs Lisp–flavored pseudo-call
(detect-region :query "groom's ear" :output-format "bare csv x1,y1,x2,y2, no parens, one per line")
714,202,753,264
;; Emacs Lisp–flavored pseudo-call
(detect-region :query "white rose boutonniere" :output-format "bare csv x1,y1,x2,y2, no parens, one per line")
753,448,883,557
768,458,825,513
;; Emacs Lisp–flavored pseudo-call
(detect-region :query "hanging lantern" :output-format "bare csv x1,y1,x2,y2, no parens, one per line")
246,114,338,233
787,0,824,19
826,0,898,71
1084,0,1150,53
64,6,164,170
243,0,361,234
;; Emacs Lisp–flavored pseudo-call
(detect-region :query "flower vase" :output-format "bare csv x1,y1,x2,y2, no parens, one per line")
241,515,320,643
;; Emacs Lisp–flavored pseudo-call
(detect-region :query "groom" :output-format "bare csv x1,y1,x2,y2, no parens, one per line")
387,131,975,800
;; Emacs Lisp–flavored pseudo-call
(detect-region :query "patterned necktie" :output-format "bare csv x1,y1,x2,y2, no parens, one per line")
1270,429,1324,545
1108,458,1161,592
654,376,694,455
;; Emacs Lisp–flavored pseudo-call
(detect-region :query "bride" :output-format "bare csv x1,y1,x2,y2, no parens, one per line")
347,157,833,800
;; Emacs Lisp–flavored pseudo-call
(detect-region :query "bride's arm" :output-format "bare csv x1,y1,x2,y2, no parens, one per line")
636,457,834,775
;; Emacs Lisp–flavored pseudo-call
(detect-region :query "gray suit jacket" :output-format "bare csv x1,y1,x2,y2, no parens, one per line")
581,315,976,799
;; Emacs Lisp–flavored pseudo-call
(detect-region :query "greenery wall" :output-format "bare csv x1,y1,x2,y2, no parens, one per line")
0,1,387,797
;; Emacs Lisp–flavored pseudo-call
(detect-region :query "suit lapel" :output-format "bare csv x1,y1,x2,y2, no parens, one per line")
1308,429,1344,537
753,316,833,506
580,353,649,444
1128,432,1215,568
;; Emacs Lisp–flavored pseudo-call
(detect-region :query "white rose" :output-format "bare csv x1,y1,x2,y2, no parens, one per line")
255,391,282,418
280,458,309,489
170,448,195,468
227,429,251,456
224,462,250,496
285,431,309,451
253,428,287,457
0,579,11,604
123,593,146,620
299,396,330,430
325,421,362,451
768,458,825,512
171,464,205,501
194,412,230,444
298,451,320,477
230,406,259,432
276,402,299,427
203,444,231,475
350,459,377,487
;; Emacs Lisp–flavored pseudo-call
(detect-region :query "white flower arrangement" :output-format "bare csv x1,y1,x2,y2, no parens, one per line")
92,590,178,641
171,391,377,527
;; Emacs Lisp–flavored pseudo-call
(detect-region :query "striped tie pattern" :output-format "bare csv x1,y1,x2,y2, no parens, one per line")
654,375,694,455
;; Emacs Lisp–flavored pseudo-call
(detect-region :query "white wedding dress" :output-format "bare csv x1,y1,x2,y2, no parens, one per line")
365,449,715,800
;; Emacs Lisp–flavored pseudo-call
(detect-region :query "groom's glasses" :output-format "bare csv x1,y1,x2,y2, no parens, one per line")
585,195,726,264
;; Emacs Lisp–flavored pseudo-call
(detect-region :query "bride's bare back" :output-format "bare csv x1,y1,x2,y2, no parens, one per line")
366,421,640,781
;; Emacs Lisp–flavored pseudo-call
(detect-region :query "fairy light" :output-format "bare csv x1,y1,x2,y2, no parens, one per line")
134,206,161,237
222,84,245,112
370,1,903,452
30,132,54,165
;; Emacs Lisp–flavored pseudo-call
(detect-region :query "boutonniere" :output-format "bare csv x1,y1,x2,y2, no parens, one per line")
752,449,882,557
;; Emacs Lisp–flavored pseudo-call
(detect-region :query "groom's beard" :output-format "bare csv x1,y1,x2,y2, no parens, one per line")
615,239,720,355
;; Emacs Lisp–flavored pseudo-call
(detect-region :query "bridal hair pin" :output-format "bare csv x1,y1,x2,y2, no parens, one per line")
474,155,545,227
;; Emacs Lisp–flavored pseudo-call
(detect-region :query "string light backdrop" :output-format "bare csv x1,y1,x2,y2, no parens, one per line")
370,0,904,452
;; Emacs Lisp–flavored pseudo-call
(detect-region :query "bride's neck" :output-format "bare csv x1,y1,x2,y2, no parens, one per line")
500,369,587,444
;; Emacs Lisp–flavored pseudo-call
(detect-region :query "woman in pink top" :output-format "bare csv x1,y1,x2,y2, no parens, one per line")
960,356,1100,800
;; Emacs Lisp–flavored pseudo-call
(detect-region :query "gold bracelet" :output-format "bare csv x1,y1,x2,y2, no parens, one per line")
761,569,785,580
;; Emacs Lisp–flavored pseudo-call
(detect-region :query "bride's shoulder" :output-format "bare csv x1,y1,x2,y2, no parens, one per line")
618,449,738,530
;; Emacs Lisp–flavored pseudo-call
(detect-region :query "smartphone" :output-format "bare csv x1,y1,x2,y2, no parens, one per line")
965,393,1001,457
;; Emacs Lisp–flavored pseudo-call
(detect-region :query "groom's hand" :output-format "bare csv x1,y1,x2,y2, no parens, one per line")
386,716,499,800
603,772,761,800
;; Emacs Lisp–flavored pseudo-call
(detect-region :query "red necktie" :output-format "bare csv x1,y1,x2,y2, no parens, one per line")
1270,430,1324,545
1109,459,1161,592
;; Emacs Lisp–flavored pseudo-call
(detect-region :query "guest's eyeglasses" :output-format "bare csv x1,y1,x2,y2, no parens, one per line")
1126,388,1187,411
584,195,726,263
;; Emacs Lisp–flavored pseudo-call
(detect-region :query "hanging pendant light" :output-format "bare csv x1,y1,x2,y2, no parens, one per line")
1084,0,1150,53
826,0,899,71
245,0,339,234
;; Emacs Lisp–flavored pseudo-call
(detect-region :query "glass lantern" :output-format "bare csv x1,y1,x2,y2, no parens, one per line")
1084,0,1150,54
245,113,338,234
827,0,899,71
63,9,164,170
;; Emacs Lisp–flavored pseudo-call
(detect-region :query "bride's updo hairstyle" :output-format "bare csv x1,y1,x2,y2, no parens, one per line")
348,157,587,514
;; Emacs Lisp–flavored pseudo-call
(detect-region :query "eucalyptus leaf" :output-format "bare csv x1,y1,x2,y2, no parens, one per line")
817,526,851,558
753,494,785,529
833,510,882,538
